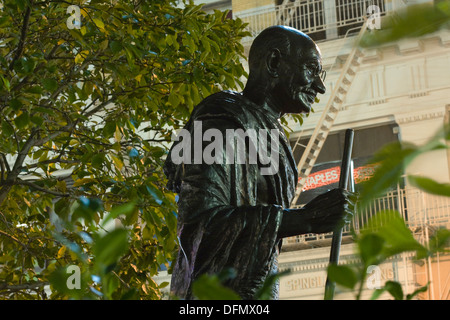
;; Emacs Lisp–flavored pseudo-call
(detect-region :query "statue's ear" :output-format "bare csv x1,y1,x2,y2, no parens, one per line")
266,48,281,78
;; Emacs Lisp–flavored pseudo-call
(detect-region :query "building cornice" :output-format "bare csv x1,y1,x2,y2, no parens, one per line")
395,109,446,125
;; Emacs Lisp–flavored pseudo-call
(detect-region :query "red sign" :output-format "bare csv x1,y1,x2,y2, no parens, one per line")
301,164,377,191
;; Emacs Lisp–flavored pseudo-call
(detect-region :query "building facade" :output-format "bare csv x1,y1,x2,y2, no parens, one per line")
184,0,450,300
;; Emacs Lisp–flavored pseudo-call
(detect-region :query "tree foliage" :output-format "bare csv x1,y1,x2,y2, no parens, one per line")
0,0,249,299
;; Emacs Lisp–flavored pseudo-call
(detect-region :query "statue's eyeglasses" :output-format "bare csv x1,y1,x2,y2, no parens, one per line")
278,50,327,82
302,64,327,82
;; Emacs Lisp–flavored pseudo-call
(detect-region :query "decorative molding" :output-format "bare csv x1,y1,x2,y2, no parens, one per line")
409,90,429,99
368,98,387,105
398,39,424,55
410,63,427,92
279,253,369,273
362,48,382,62
202,0,231,11
396,110,445,124
439,31,450,47
369,70,386,102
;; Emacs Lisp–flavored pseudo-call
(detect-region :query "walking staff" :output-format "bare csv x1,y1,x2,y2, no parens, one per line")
324,128,355,300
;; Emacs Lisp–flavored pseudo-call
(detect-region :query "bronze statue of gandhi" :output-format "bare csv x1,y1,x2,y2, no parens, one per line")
164,25,356,300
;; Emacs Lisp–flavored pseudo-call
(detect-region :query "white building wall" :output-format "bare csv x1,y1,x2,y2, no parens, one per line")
278,243,416,300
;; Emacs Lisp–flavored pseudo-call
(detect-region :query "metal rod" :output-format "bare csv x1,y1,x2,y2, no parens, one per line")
324,128,354,300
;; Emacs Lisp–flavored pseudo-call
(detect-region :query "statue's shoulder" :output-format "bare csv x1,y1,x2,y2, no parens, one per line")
192,90,251,120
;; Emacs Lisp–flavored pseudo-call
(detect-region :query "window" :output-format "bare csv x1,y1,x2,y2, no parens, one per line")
291,123,400,205
336,0,385,37
276,0,386,41
277,0,326,41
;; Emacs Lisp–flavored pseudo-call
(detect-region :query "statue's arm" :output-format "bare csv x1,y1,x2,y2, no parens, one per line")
278,188,356,238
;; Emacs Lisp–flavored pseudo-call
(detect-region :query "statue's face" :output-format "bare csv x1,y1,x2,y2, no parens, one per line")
274,44,326,114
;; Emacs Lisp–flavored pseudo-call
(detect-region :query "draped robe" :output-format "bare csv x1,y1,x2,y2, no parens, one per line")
163,91,298,299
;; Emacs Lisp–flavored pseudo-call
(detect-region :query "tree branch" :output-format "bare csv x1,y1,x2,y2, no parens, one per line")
15,180,70,197
32,128,71,147
12,129,40,175
45,49,105,105
0,155,6,183
22,158,79,170
0,281,49,293
0,154,11,174
0,129,39,205
0,230,27,249
8,1,34,71
11,42,61,93
83,97,116,118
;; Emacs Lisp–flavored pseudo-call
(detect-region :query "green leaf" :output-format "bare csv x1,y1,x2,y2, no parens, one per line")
146,183,164,205
370,281,406,300
428,228,450,254
91,153,105,169
93,228,129,268
54,198,72,221
408,175,450,197
254,270,290,300
363,211,428,259
72,197,103,223
358,125,449,209
326,264,358,289
371,281,405,300
192,273,241,300
30,115,44,126
9,98,22,111
75,50,89,64
101,202,136,227
92,18,105,30
14,112,30,129
103,121,117,138
370,288,386,300
21,57,36,73
384,281,403,300
110,154,124,171
2,120,14,136
120,288,140,300
110,41,122,53
406,283,429,300
358,233,386,266
1,75,10,91
102,273,119,299
358,142,416,209
168,91,180,108
42,78,58,91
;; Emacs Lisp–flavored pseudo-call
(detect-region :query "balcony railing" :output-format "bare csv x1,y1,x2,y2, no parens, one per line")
283,186,450,246
236,0,388,46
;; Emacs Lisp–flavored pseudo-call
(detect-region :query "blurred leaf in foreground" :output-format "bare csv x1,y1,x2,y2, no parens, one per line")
358,125,449,209
359,1,450,48
408,175,450,197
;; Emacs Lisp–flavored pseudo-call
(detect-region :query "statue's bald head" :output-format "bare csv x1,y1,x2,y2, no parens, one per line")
244,26,326,115
247,25,319,76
